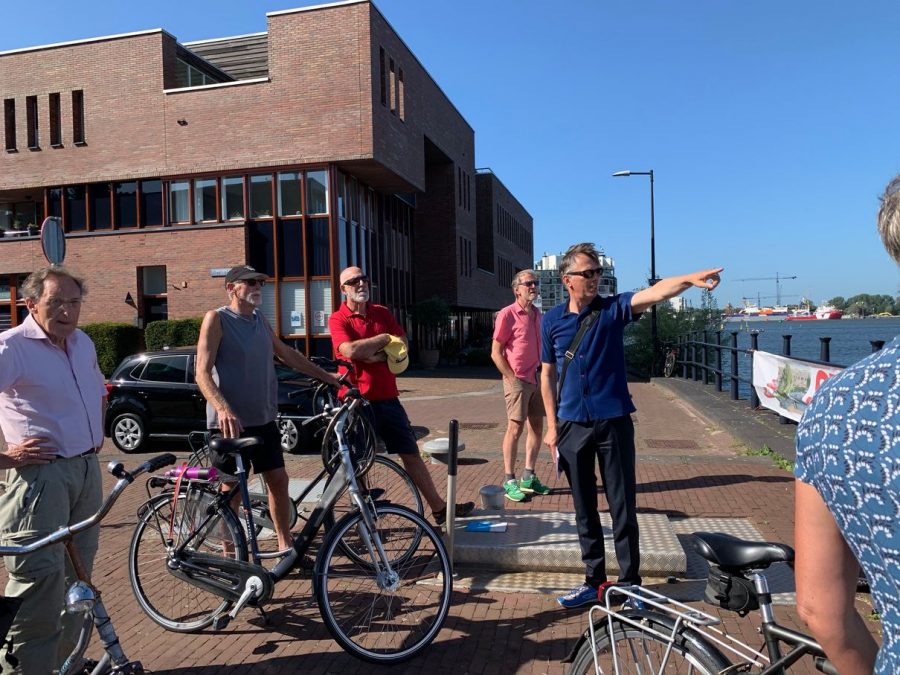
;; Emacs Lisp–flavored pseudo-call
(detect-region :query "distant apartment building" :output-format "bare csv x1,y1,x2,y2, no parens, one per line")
534,249,616,311
0,1,533,355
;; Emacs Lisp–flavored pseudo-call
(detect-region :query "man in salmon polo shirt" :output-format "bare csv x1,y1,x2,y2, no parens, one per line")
491,269,549,502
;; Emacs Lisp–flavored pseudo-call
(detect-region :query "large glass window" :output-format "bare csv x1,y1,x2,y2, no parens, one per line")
277,172,301,217
279,281,306,336
278,220,304,277
65,186,86,231
169,181,190,223
247,221,275,276
89,184,111,230
309,280,332,335
141,180,163,226
306,170,328,215
0,206,11,232
249,174,273,218
48,188,62,219
259,282,277,331
338,218,348,272
193,178,217,222
306,217,330,276
221,176,244,220
141,266,167,295
114,182,137,228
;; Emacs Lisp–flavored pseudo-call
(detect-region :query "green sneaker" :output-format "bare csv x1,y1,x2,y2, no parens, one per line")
519,475,551,495
503,479,526,502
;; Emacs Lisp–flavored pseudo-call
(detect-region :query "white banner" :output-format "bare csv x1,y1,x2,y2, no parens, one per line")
752,351,843,422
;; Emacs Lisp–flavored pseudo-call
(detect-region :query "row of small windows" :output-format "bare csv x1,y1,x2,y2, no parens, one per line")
459,236,473,277
173,58,224,88
497,256,516,288
496,204,531,252
378,47,405,121
457,167,471,211
4,90,84,152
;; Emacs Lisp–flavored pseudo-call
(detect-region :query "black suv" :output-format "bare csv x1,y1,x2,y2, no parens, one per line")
105,348,326,453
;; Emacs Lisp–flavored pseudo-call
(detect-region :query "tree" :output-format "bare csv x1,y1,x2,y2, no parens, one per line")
826,296,846,310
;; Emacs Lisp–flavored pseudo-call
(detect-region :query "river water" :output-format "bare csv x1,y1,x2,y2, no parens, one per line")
690,317,899,398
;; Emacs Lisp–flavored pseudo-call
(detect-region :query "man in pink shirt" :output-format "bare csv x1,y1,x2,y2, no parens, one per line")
0,266,106,674
491,269,549,502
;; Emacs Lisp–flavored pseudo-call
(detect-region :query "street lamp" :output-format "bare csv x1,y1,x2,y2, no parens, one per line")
612,169,658,375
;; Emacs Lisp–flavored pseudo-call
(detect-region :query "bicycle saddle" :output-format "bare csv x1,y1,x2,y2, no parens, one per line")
693,532,794,571
208,436,263,456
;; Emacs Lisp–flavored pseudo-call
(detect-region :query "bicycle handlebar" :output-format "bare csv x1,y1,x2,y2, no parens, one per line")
0,453,176,556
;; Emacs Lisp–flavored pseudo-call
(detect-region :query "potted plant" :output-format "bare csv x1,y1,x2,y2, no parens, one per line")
412,296,450,370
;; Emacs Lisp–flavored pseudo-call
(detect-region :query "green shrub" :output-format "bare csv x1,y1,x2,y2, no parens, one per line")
464,348,494,367
81,322,143,377
145,317,203,351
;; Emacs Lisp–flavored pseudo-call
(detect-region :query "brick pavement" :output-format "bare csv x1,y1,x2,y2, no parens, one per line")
0,368,882,673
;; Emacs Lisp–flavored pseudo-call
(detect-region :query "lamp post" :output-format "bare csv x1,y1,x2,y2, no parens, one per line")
612,169,658,375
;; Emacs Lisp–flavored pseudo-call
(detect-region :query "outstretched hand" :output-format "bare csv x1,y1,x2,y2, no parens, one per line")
687,267,723,290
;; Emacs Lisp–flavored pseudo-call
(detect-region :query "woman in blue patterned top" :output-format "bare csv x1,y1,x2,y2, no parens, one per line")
794,174,900,675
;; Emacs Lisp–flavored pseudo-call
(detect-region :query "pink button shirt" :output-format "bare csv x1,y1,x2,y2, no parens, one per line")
0,314,106,458
493,301,542,384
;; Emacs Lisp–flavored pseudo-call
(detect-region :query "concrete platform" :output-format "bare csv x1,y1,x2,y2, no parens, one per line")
448,510,687,577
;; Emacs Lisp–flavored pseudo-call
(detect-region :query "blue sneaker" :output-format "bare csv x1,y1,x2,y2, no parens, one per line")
557,583,598,609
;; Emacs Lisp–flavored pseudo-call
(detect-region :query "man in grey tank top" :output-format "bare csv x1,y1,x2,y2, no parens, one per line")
196,266,340,551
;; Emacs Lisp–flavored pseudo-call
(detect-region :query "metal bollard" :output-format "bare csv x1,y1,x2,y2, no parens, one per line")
749,331,760,409
779,335,792,424
730,331,739,400
715,331,723,392
445,419,459,571
819,337,832,362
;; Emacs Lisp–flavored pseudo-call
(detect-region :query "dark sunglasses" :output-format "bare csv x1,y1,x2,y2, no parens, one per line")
566,267,603,280
239,278,266,287
518,280,540,288
342,274,369,287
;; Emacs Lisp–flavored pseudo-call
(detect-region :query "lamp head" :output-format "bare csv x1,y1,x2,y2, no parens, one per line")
612,171,632,177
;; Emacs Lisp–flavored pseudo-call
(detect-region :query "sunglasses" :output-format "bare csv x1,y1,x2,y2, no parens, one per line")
342,274,369,287
566,267,603,280
239,278,265,287
518,280,539,288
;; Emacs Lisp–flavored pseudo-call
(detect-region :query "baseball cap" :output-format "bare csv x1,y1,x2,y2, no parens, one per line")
225,265,266,285
383,335,409,375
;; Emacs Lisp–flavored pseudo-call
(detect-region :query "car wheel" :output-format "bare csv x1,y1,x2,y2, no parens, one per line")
112,413,146,453
279,418,300,453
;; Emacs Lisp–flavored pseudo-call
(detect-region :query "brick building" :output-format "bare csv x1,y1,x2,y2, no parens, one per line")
0,0,533,358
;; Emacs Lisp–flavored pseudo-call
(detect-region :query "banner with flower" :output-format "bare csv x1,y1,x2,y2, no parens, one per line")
752,351,843,422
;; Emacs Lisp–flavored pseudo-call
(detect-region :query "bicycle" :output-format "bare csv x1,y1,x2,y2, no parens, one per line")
0,453,176,675
128,388,451,664
663,345,679,378
565,531,838,675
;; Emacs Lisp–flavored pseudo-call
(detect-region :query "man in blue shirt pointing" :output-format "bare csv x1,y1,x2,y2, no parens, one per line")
540,242,722,608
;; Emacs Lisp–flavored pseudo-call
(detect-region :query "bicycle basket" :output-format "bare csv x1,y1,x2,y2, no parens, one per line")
703,564,759,616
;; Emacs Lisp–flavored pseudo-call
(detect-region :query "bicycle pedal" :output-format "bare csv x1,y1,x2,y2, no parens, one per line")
211,614,231,631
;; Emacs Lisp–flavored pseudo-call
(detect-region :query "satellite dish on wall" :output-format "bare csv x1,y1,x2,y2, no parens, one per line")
40,217,66,265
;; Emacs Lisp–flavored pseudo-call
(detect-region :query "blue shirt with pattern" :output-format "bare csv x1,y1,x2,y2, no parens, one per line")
795,335,900,675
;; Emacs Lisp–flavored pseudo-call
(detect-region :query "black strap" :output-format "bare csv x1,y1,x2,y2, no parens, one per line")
556,310,600,404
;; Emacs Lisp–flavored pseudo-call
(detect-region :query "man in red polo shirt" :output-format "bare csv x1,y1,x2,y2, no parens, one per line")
329,266,474,526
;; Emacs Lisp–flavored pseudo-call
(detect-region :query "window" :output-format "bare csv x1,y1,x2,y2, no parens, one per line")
398,68,405,120
306,170,328,214
247,221,275,276
278,220,304,277
88,184,111,229
72,90,85,145
279,281,306,336
3,99,14,151
138,265,168,325
388,58,396,115
141,265,167,294
65,186,86,231
379,47,386,106
221,176,244,220
306,217,330,276
277,172,301,216
259,282,277,331
249,174,273,218
114,182,137,228
25,96,38,149
309,280,332,335
140,180,163,226
140,355,188,383
193,178,217,222
169,181,190,223
49,93,61,146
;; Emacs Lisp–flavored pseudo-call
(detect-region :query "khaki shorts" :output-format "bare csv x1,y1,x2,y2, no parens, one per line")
503,377,545,423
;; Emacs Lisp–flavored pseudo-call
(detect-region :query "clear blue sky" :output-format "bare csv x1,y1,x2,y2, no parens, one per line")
6,0,900,308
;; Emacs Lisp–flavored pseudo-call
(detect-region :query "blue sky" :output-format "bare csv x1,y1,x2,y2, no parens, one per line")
6,0,900,308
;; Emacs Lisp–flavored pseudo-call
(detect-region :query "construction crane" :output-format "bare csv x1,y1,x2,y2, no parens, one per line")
735,273,797,306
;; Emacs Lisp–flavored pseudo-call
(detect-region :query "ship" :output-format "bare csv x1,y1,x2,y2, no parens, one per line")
723,304,790,323
785,304,843,321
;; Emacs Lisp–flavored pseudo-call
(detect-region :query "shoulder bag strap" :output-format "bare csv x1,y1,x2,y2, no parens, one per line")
556,309,600,405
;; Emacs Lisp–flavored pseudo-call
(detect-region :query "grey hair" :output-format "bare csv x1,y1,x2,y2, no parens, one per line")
20,266,86,302
558,243,601,277
511,268,536,290
877,175,900,264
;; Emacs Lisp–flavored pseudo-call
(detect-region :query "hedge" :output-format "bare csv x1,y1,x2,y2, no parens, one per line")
144,317,204,351
81,322,143,377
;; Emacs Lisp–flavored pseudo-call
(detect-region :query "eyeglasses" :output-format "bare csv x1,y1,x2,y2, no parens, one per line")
239,279,265,288
518,280,539,288
342,274,369,287
566,267,603,280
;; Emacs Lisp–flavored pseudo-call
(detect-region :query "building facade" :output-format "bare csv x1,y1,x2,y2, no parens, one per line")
0,1,533,357
534,249,617,312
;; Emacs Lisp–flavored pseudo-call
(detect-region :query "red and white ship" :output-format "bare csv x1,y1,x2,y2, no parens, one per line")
786,304,843,321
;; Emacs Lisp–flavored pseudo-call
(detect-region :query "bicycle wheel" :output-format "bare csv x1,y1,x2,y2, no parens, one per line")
664,351,677,378
567,611,730,675
129,489,248,632
314,504,451,664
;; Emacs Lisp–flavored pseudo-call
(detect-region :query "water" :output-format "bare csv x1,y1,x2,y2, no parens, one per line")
687,318,899,398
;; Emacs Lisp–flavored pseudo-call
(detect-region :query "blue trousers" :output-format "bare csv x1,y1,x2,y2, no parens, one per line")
557,415,640,587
